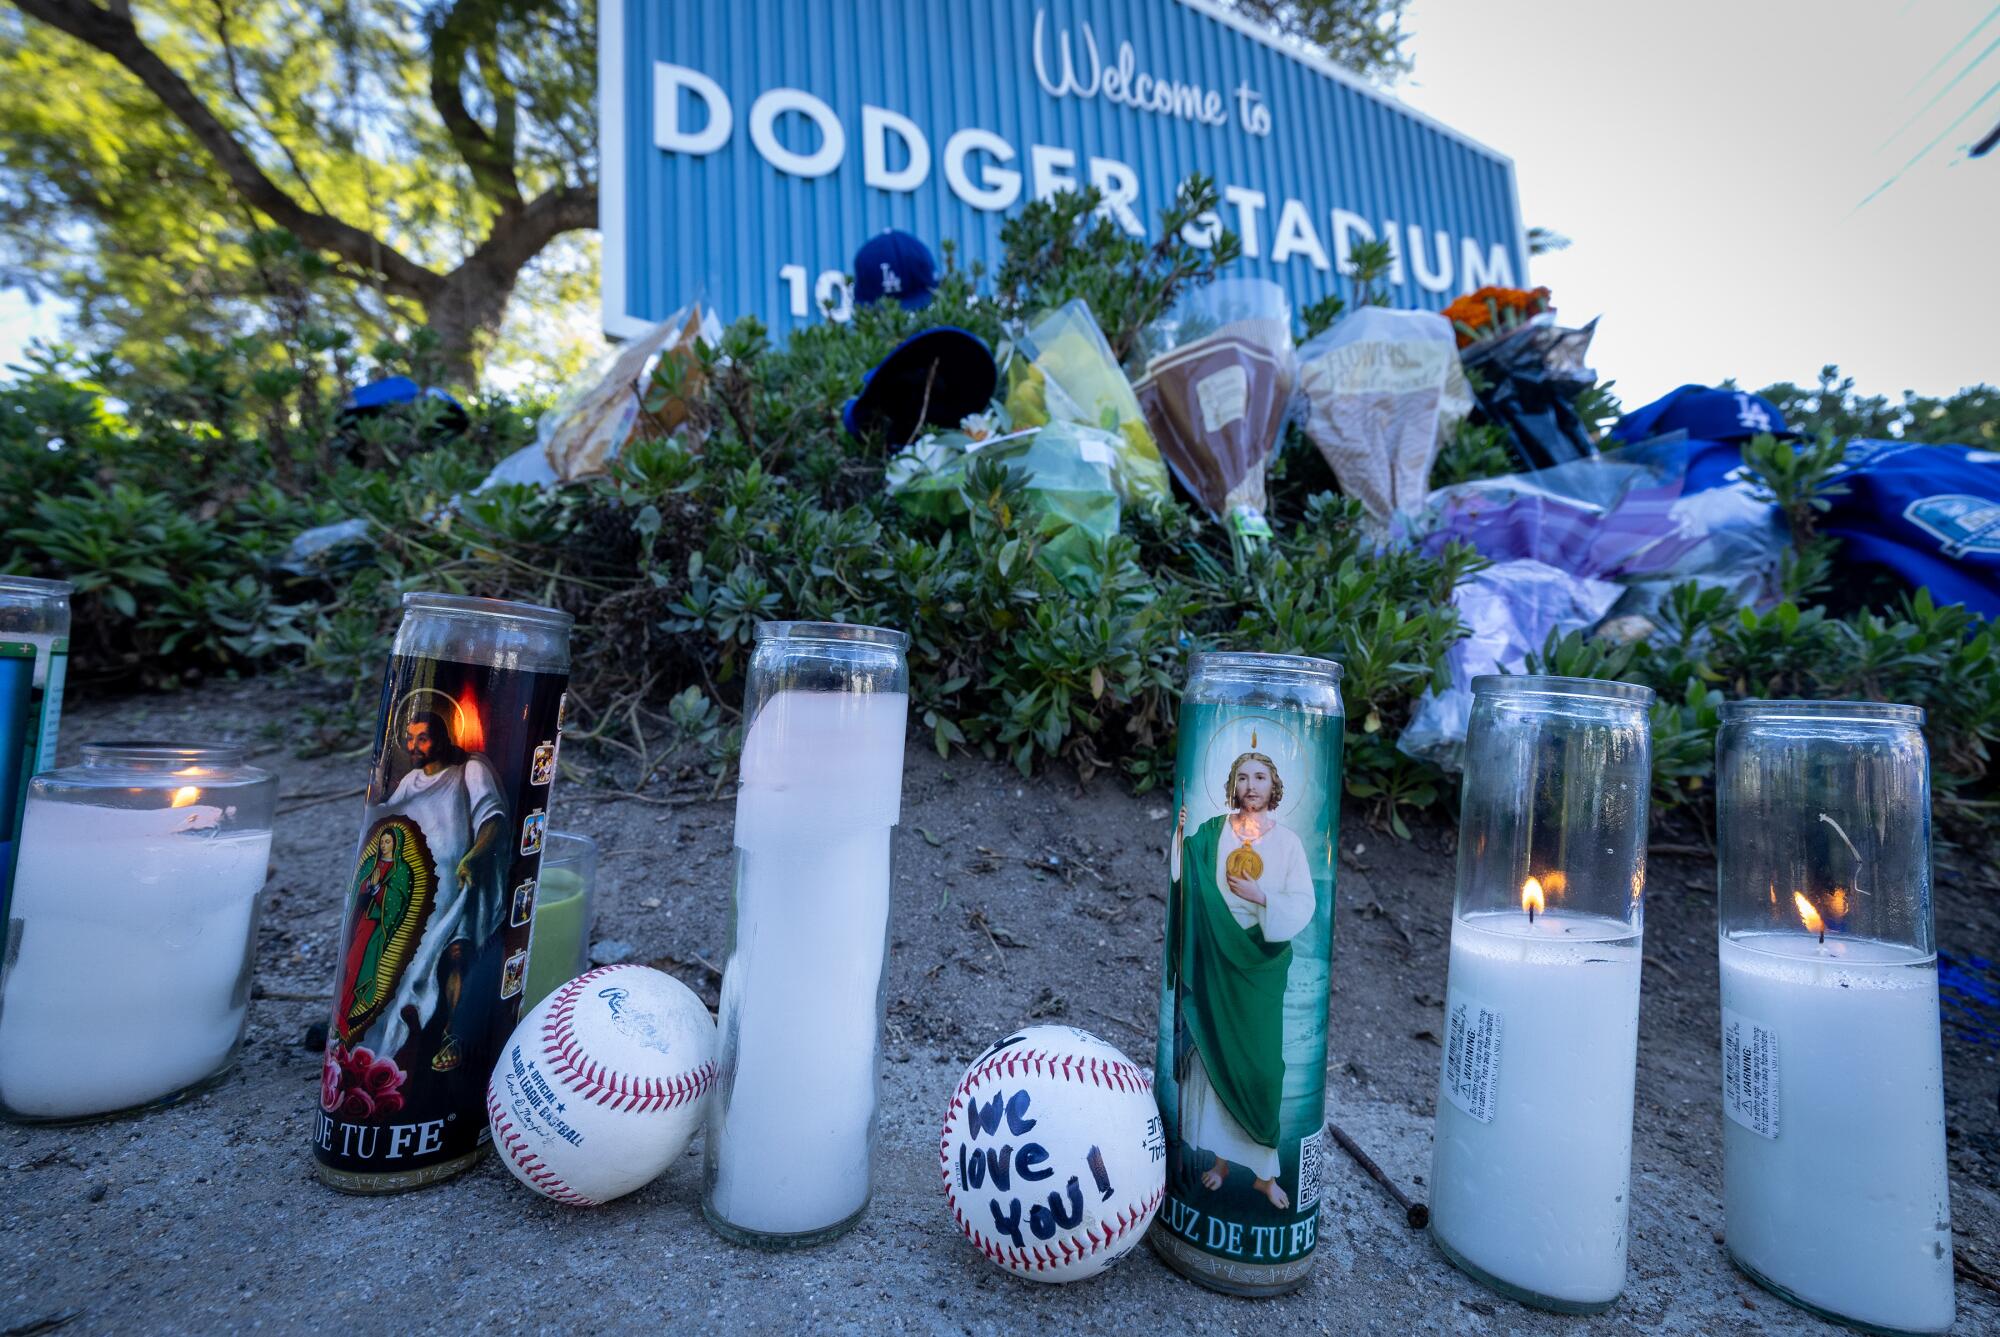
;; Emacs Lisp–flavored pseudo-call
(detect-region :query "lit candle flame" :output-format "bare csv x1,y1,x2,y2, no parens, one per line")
169,786,201,809
1793,892,1825,944
1522,876,1545,924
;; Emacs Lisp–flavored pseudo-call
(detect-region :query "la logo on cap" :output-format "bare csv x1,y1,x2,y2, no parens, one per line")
853,229,936,310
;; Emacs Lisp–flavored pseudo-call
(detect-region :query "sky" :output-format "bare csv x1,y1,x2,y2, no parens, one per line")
1394,0,2000,407
1,289,57,370
4,1,1997,408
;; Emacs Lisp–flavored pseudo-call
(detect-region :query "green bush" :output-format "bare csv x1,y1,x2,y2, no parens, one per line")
3,182,1995,840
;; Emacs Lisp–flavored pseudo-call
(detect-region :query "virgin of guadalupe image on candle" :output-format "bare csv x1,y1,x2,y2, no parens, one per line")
1166,739,1316,1213
335,696,508,1080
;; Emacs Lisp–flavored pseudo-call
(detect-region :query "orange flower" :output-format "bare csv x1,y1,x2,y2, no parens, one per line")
1443,286,1552,346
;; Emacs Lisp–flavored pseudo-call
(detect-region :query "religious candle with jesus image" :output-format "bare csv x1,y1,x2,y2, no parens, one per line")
312,594,571,1194
1151,652,1343,1296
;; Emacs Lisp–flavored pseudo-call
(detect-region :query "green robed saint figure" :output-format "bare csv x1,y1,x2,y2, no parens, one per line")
1169,750,1316,1210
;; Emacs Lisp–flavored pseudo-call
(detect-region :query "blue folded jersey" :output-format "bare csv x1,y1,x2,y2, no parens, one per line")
1614,403,1998,617
1819,440,2000,617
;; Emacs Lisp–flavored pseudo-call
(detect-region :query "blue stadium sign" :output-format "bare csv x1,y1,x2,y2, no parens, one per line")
600,0,1525,337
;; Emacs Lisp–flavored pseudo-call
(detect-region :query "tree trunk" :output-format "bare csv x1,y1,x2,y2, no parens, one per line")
424,187,598,389
425,262,520,393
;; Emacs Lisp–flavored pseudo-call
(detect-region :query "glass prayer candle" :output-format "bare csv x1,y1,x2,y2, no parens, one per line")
311,593,572,1194
1150,649,1345,1296
1,574,72,916
520,831,596,1011
1428,675,1652,1313
704,621,907,1248
1716,700,1953,1335
0,742,276,1122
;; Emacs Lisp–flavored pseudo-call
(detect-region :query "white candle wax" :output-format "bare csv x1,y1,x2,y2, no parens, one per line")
1719,932,1954,1333
0,797,270,1119
708,689,905,1236
1430,908,1643,1308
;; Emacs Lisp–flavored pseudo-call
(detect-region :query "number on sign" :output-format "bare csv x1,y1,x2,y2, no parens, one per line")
778,265,853,323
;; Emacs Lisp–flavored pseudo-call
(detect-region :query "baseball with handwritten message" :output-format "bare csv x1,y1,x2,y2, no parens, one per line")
485,964,716,1206
940,1025,1167,1282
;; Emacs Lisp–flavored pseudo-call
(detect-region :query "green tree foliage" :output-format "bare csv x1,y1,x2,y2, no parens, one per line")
993,177,1243,363
2,0,593,386
1224,0,1409,79
1755,365,2000,447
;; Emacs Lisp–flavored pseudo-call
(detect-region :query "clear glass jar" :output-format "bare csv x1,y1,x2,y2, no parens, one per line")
1715,701,1953,1335
520,831,597,1011
0,742,276,1122
1429,675,1652,1313
0,573,71,668
704,621,909,1247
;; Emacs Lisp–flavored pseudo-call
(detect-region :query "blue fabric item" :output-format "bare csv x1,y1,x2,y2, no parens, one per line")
1821,439,2000,617
853,229,937,309
345,376,421,411
843,326,997,445
341,376,466,415
1610,384,1796,446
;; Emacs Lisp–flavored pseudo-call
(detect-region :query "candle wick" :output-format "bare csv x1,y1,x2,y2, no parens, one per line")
1818,927,1825,946
1528,904,1536,925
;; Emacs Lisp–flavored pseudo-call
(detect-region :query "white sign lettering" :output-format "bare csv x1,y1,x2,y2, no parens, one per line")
1031,8,1262,135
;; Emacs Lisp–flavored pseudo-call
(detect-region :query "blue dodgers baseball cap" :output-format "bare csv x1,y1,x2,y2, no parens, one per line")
853,229,937,310
1610,384,1798,446
842,327,997,445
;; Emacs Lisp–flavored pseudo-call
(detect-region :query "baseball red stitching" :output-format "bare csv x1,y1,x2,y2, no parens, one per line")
939,1049,1160,1274
486,1083,597,1207
539,964,718,1113
949,1047,1146,1104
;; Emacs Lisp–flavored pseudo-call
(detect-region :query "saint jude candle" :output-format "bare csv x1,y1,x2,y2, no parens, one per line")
1428,676,1652,1314
1150,650,1343,1297
1716,701,1954,1335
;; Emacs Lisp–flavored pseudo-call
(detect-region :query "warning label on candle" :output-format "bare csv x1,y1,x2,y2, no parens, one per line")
1441,998,1503,1124
1722,1008,1780,1139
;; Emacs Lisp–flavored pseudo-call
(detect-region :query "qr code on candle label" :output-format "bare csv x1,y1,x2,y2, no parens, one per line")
1722,1008,1780,1139
1294,1125,1326,1213
1441,999,1503,1124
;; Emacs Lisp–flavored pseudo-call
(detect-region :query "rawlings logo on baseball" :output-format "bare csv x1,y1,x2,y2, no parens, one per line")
940,1025,1166,1283
486,964,716,1206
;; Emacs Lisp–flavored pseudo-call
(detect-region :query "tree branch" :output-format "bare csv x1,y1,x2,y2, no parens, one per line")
207,0,339,223
16,0,443,302
459,181,595,277
428,0,521,208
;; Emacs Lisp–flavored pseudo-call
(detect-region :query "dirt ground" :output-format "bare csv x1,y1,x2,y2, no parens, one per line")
2,678,1996,1335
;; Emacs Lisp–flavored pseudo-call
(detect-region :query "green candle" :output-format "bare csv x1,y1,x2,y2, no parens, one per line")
522,867,591,1010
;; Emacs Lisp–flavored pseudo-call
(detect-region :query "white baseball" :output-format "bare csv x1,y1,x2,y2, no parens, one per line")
486,964,716,1206
940,1025,1166,1283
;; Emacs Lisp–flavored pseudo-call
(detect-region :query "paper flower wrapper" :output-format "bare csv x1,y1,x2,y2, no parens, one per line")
1296,307,1472,528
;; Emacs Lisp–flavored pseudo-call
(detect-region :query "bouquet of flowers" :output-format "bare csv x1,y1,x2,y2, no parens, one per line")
1005,300,1170,508
1131,278,1296,542
884,419,1122,594
1296,307,1473,531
